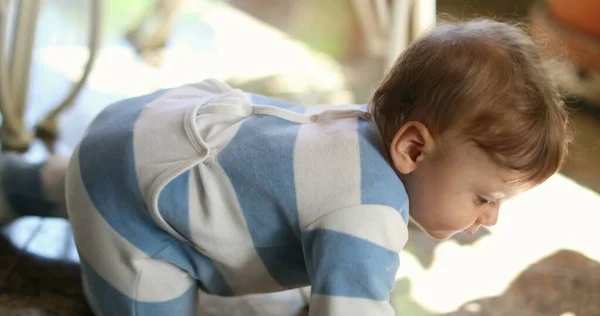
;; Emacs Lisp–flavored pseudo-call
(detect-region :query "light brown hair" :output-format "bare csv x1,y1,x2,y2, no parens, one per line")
370,18,571,186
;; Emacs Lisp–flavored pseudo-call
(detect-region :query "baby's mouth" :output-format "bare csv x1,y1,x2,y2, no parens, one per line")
464,224,481,235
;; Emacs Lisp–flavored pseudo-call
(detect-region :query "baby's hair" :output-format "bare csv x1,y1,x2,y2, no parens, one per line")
370,17,572,187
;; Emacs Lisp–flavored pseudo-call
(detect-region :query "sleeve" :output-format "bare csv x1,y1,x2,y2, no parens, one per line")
301,204,409,316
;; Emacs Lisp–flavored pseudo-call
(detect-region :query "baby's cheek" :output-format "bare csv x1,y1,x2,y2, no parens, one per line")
444,199,478,227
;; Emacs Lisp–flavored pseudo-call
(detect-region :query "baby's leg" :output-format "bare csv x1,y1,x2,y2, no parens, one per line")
66,150,199,315
72,200,199,315
0,154,69,223
80,251,199,316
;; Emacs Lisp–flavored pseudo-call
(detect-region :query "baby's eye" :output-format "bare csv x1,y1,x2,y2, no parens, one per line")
476,196,492,205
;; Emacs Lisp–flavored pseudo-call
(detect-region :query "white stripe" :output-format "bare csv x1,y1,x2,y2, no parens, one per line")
294,117,362,228
305,205,408,253
66,148,194,302
133,86,212,211
187,160,285,294
309,294,395,316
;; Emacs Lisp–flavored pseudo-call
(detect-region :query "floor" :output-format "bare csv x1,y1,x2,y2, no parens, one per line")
1,0,600,315
0,217,90,315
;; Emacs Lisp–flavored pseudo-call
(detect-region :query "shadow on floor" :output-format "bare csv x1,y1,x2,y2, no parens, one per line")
439,249,600,316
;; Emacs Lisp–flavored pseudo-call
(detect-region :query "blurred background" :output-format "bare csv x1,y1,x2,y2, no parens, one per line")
0,0,599,315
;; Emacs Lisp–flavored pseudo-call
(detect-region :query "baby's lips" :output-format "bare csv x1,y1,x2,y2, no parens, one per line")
465,225,480,235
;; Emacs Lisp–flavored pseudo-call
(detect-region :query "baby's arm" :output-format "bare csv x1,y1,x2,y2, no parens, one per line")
301,205,408,316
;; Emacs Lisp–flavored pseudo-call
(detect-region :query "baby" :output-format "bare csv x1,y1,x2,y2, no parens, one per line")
0,18,570,316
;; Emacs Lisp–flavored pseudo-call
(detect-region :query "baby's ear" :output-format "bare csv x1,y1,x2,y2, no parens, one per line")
389,121,435,174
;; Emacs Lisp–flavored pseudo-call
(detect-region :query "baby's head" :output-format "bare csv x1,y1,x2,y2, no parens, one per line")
370,18,571,240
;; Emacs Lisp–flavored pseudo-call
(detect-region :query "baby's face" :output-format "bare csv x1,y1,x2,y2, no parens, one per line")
404,139,527,240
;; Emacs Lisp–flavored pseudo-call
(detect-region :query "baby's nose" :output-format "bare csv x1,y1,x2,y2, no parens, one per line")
479,208,499,227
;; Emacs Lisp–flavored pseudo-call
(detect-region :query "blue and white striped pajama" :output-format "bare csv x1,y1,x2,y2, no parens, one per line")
65,79,409,316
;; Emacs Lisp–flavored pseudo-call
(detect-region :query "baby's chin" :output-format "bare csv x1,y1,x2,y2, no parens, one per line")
420,229,457,241
409,219,460,240
429,231,455,241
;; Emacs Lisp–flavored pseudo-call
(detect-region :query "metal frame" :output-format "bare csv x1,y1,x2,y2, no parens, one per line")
0,0,103,153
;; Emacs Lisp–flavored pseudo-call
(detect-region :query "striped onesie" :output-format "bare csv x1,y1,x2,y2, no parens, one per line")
65,79,410,315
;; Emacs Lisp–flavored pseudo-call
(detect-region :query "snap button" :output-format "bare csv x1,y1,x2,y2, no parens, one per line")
310,114,318,122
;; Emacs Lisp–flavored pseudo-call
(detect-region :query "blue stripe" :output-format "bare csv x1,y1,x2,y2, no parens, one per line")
218,115,308,288
357,119,409,222
254,243,307,288
248,93,306,113
79,90,174,255
78,88,231,294
158,170,191,239
303,229,399,301
153,242,233,296
80,255,197,316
